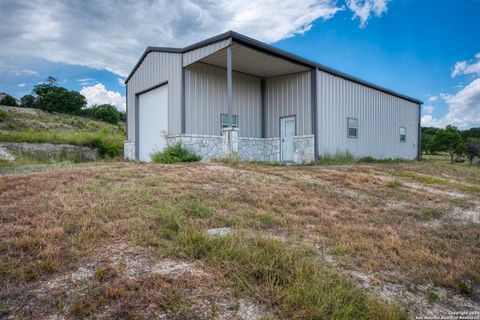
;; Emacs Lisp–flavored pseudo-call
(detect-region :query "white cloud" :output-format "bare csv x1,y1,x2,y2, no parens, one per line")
346,0,389,27
117,78,126,88
0,0,388,77
421,114,435,127
0,60,39,76
17,83,26,87
423,105,434,114
77,78,95,86
80,83,126,111
427,95,438,102
451,53,480,78
423,78,480,129
426,52,480,128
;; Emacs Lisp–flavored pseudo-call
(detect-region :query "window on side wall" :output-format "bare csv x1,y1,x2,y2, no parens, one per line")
221,113,238,129
400,127,406,142
347,117,358,138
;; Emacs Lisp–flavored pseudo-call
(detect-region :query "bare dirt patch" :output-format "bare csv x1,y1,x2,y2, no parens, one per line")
1,161,479,318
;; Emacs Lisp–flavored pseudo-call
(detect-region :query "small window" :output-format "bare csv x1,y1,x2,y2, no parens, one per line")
221,113,238,129
400,127,406,142
347,118,358,138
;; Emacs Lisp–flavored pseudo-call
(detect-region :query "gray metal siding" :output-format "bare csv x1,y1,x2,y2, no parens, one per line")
316,70,420,159
183,38,231,67
185,63,262,138
127,52,182,140
265,72,312,138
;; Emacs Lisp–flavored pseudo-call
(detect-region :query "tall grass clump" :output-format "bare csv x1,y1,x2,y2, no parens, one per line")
315,151,356,165
151,143,201,164
172,228,405,320
0,130,123,158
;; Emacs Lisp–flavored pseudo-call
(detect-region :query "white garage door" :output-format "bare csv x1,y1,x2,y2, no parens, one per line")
138,84,168,162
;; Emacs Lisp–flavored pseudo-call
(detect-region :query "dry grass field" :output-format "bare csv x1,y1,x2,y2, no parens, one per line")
0,160,479,319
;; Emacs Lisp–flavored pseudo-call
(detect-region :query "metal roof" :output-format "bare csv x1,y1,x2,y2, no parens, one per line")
125,31,422,105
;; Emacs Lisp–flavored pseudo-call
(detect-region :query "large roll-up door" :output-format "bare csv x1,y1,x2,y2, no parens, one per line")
138,84,168,162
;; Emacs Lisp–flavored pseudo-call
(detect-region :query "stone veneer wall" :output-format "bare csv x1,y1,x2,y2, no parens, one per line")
238,137,265,161
125,134,315,163
293,135,315,163
167,134,223,161
124,141,135,160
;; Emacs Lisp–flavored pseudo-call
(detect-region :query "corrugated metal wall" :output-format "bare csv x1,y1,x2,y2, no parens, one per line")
316,70,420,159
183,38,231,66
126,52,182,140
185,63,262,137
265,71,312,138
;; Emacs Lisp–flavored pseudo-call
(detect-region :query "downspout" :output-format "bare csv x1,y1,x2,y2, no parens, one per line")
311,68,318,159
226,46,233,127
181,54,186,134
417,103,422,160
261,78,266,138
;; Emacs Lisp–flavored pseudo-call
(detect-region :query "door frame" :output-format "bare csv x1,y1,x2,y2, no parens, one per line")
135,81,168,160
279,115,296,163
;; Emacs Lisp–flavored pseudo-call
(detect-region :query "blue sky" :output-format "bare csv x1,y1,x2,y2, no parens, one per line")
1,0,479,128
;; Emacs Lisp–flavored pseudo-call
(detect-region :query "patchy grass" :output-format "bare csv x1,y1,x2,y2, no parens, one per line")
390,169,480,193
0,160,479,318
0,106,125,158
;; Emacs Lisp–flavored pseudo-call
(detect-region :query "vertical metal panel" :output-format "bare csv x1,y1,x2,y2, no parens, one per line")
184,63,262,137
316,70,420,160
127,52,182,141
265,71,311,138
183,38,231,67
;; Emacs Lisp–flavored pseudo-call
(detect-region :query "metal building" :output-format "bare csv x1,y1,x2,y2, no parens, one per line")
124,31,422,163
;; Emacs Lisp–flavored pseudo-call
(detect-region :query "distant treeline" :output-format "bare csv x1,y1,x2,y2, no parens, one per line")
422,126,480,163
0,76,125,125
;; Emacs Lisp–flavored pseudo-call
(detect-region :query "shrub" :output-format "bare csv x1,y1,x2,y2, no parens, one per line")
20,94,35,108
83,104,121,124
0,95,18,107
151,143,201,164
0,110,7,121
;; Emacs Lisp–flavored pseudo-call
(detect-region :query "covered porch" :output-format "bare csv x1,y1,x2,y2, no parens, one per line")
175,40,316,163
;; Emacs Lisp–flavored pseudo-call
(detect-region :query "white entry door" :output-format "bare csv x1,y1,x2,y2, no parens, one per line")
138,84,168,162
280,116,295,162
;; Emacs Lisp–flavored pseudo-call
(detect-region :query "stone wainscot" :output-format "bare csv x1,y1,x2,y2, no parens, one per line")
124,129,314,164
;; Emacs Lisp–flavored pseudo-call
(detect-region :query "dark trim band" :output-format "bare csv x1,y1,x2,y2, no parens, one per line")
125,31,423,105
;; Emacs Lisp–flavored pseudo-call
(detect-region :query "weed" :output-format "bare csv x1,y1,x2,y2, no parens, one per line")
151,143,201,163
427,290,439,302
387,179,403,188
70,296,97,317
417,208,445,221
94,264,117,282
180,195,213,218
0,302,9,316
458,282,473,295
315,151,356,165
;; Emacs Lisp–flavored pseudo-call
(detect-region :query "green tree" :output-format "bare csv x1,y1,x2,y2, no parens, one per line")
21,94,36,108
32,78,86,114
465,141,480,164
461,127,480,140
85,104,120,124
429,126,463,163
0,95,19,107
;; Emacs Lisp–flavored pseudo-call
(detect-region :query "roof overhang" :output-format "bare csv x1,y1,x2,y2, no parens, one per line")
194,42,310,77
125,31,423,105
